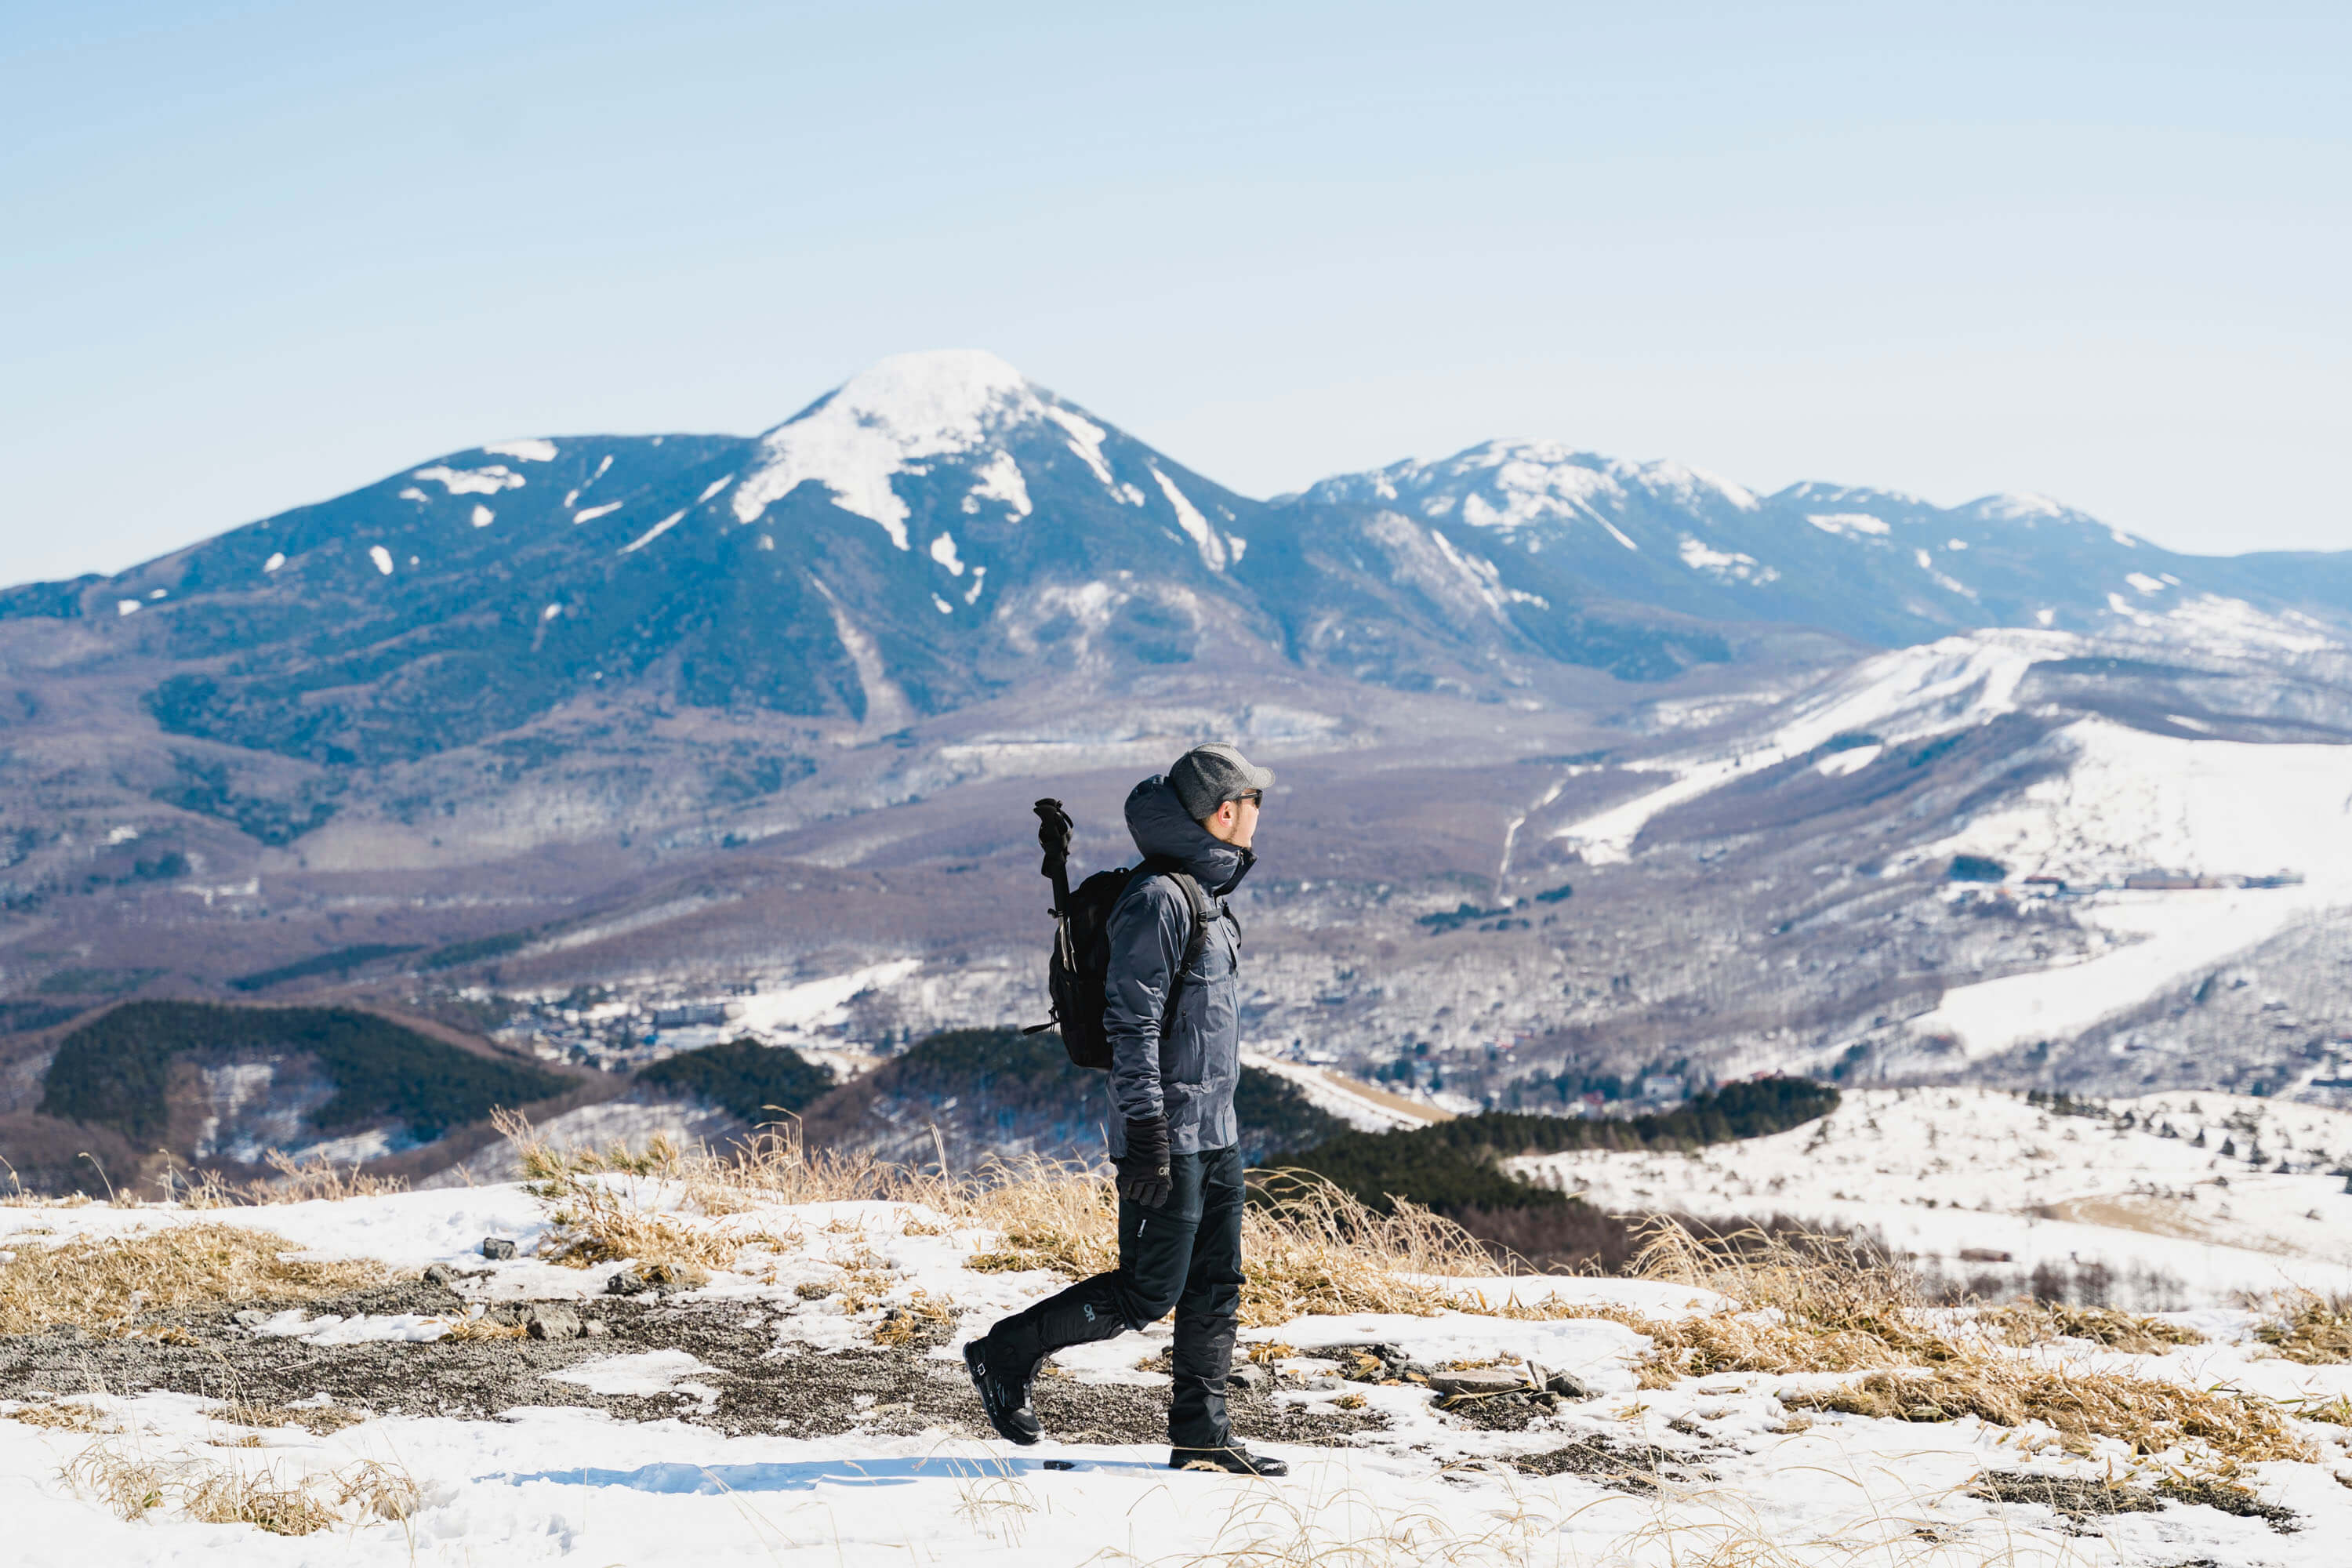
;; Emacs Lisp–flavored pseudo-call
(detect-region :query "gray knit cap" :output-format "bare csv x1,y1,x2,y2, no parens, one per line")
1167,742,1274,823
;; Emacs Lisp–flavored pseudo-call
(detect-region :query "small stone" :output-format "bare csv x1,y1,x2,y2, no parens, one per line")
643,1261,710,1291
1544,1369,1595,1400
479,1237,517,1261
1229,1363,1270,1393
583,1320,609,1338
422,1264,455,1287
605,1269,649,1296
1305,1376,1341,1391
1426,1369,1530,1397
232,1308,268,1328
524,1305,583,1341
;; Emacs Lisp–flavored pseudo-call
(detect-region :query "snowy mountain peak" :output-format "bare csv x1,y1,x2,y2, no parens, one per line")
733,350,1054,546
1300,441,1766,538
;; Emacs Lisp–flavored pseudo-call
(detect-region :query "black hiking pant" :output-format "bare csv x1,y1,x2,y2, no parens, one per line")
978,1144,1244,1449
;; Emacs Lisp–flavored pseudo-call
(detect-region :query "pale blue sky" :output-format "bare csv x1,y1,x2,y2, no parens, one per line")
5,2,2347,586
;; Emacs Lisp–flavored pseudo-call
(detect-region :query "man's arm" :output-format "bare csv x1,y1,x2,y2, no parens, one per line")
1105,879,1186,1126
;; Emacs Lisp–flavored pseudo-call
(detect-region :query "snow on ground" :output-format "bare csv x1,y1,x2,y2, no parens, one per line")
1913,717,2352,1054
9,1172,2352,1563
1555,631,2057,864
1243,1051,1444,1130
1515,1087,2352,1306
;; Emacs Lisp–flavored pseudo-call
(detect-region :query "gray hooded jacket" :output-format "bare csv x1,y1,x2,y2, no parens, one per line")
1104,775,1253,1159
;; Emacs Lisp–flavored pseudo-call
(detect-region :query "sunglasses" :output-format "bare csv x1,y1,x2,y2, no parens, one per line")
1235,790,1263,806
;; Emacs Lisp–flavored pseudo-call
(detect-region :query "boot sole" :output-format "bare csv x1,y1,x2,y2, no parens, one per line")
1170,1454,1287,1477
964,1342,1041,1446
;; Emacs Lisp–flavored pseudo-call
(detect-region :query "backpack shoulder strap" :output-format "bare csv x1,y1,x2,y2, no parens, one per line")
1136,858,1212,1038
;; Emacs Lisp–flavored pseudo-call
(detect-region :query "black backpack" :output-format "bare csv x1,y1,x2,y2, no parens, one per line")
1025,797,1210,1070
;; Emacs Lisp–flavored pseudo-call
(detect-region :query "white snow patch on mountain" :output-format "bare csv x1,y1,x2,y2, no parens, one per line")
1813,742,1881,776
368,545,394,575
412,464,526,495
732,350,1044,548
928,532,965,575
114,599,140,616
397,486,428,503
1638,459,1759,513
619,511,684,554
1808,512,1891,537
729,959,921,1041
963,449,1031,518
1044,405,1117,488
471,504,495,528
1676,537,1777,584
1149,466,1225,571
483,438,557,462
2147,594,2339,657
1555,631,2055,862
2128,572,2169,595
1911,719,2352,1055
694,474,735,504
263,552,285,572
573,501,622,523
1969,492,2069,522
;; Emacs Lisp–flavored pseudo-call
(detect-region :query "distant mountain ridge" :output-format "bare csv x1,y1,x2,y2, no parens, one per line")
9,349,2347,778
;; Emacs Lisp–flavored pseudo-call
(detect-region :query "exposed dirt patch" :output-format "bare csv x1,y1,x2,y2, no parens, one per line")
0,1279,1387,1449
1509,1436,1696,1493
1967,1471,2299,1534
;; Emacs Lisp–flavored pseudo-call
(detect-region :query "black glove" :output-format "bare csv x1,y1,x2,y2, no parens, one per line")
1116,1116,1172,1208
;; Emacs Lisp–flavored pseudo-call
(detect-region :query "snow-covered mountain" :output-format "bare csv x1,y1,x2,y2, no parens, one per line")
1296,439,2352,651
13,349,2350,775
6,348,2352,1139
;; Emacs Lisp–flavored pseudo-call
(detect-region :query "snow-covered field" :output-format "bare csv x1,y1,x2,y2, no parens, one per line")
1519,1088,2352,1306
6,1147,2352,1566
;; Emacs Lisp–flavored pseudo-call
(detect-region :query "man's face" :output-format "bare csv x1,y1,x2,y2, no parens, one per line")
1204,789,1262,849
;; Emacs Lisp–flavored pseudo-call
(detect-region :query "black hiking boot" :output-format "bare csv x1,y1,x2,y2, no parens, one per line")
964,1338,1043,1445
1169,1441,1289,1477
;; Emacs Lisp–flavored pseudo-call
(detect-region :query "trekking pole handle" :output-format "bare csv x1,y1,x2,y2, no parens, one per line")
1033,798,1075,916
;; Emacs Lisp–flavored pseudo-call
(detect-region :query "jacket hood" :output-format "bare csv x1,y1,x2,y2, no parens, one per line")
1126,775,1254,896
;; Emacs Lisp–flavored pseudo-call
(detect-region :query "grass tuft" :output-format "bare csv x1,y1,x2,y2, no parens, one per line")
62,1440,414,1535
2256,1293,2352,1363
0,1223,382,1334
1785,1365,2312,1465
6,1399,117,1432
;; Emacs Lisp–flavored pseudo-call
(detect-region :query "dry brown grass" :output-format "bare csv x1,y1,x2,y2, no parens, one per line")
1592,1222,1953,1385
6,1399,116,1433
213,1401,368,1435
1782,1363,2312,1466
2256,1293,2352,1363
0,1223,383,1334
1984,1302,2205,1355
159,1151,409,1209
872,1289,955,1348
441,1312,528,1341
63,1440,417,1535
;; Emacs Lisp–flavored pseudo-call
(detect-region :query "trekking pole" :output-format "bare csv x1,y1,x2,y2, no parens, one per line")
1033,798,1074,916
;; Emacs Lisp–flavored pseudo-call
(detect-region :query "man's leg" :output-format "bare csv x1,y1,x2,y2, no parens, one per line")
1167,1145,1244,1453
967,1153,1204,1443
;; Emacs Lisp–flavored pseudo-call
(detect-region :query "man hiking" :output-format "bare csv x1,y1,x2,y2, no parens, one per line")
965,742,1287,1476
